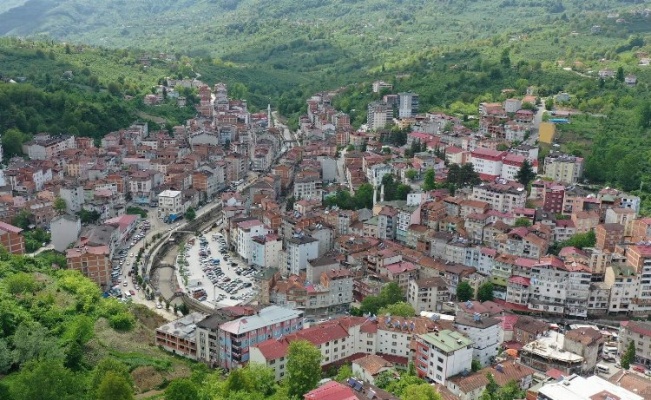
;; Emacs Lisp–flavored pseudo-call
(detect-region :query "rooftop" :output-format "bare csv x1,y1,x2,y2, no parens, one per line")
219,305,302,335
539,375,643,400
521,331,584,363
419,329,473,353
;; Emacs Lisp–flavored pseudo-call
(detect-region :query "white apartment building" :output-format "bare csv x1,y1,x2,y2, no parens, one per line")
235,219,269,263
471,182,527,213
293,176,322,200
367,102,392,131
414,330,474,384
59,185,85,213
565,270,591,318
367,164,392,187
453,314,500,367
250,233,282,268
407,277,450,313
50,215,82,252
157,190,183,219
528,258,568,315
470,148,505,177
286,235,320,275
538,375,643,400
543,153,584,184
398,92,419,118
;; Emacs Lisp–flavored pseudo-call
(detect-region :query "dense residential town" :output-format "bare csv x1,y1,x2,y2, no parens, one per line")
5,79,651,400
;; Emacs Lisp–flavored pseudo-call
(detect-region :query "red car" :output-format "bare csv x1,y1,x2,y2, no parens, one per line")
633,365,646,373
129,290,136,296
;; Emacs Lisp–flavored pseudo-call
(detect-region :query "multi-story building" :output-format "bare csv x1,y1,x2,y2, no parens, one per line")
453,314,500,367
250,233,282,269
155,313,206,360
398,92,419,118
157,189,183,220
50,215,81,252
0,221,25,255
367,102,392,131
520,331,584,374
528,257,568,315
619,320,651,367
470,148,506,178
377,206,398,240
414,330,474,384
543,184,565,214
471,182,527,213
293,176,322,200
367,164,393,187
22,134,76,160
538,375,643,400
563,327,605,373
59,185,85,213
217,305,303,370
605,265,637,314
595,223,624,252
286,235,320,275
543,153,584,184
407,277,450,313
235,219,269,263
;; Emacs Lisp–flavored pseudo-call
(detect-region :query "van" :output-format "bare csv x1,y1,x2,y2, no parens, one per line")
596,364,610,374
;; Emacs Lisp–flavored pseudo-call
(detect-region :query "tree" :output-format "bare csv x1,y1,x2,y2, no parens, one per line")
97,372,134,400
335,364,354,382
2,128,27,158
401,383,442,400
10,360,83,400
53,197,67,213
0,339,12,374
515,160,536,187
616,66,625,82
12,210,32,230
286,340,322,398
456,281,474,302
477,282,494,302
380,282,404,304
621,340,636,370
514,217,532,227
500,48,511,68
185,207,196,221
422,168,436,191
406,169,418,181
471,359,482,372
12,322,63,367
165,378,199,400
379,302,416,317
90,358,133,396
286,196,296,211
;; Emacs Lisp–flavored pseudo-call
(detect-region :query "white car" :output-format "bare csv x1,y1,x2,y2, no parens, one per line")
130,253,135,258
156,303,163,309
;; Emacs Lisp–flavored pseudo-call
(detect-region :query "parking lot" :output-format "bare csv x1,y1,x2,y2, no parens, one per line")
177,229,259,308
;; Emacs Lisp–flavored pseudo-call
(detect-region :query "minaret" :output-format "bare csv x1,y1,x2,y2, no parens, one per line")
373,185,378,207
267,104,273,128
380,184,385,203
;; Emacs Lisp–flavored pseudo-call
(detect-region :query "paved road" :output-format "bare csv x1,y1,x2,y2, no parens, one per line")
525,99,546,147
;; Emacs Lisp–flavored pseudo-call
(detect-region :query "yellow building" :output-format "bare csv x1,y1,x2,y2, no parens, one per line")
539,122,556,144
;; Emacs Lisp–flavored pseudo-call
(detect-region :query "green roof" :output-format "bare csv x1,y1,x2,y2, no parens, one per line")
419,329,473,353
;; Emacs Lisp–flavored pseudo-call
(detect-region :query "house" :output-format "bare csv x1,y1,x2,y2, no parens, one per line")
625,75,638,86
519,331,584,374
563,327,605,373
304,381,357,400
446,362,535,400
619,321,651,367
352,355,394,385
0,221,25,255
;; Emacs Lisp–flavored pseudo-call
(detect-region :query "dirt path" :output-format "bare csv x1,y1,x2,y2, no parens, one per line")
136,389,164,399
137,111,167,124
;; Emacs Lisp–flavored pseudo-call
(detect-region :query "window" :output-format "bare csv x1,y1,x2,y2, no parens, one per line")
437,366,443,372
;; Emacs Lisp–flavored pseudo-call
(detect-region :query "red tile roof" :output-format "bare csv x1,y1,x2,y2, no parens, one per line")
304,381,357,400
0,221,23,234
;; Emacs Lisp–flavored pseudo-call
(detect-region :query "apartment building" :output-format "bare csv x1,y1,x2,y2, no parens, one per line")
619,320,651,368
453,314,501,367
293,175,322,200
235,219,269,263
543,153,584,184
471,182,527,213
65,225,119,288
367,102,392,131
407,277,450,313
414,330,474,384
605,265,637,314
538,375,642,400
250,233,282,268
595,223,624,252
217,305,303,370
50,215,81,252
155,313,206,360
528,257,568,315
157,189,183,220
398,92,419,118
59,185,85,213
286,235,320,275
470,148,506,177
